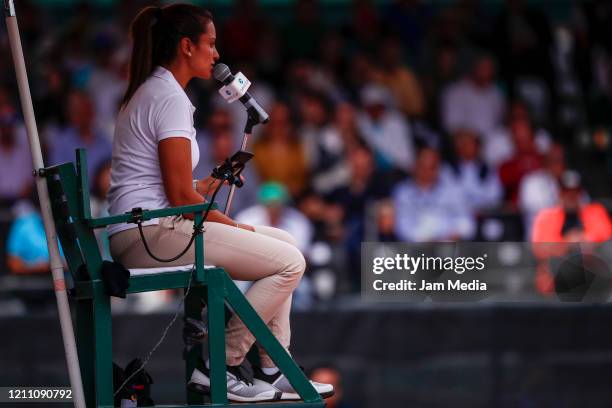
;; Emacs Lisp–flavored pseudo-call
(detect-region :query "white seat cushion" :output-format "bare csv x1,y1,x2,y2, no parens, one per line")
129,264,217,276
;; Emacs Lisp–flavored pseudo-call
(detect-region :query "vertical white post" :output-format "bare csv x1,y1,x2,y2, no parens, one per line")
3,1,86,407
224,132,250,215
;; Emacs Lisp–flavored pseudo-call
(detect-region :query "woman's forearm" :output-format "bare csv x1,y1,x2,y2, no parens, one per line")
205,209,238,226
173,190,238,227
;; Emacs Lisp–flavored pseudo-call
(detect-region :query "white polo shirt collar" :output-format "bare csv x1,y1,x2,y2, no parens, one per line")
151,66,195,110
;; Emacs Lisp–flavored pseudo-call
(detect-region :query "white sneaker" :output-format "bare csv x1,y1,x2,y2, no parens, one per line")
253,366,334,400
188,364,281,403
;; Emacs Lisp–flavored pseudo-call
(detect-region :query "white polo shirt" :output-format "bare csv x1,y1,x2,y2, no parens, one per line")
107,66,200,236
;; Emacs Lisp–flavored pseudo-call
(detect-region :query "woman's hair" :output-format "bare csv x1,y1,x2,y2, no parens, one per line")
121,4,213,108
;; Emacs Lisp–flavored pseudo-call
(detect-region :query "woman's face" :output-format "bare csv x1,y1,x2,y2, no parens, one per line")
190,21,219,79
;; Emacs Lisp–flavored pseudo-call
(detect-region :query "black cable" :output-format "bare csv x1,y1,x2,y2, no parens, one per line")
136,178,227,263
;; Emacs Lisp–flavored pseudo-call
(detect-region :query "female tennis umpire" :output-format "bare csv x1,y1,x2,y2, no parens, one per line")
106,4,332,403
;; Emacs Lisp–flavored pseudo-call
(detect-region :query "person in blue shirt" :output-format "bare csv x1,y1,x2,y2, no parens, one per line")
47,90,112,186
392,147,476,242
6,201,52,275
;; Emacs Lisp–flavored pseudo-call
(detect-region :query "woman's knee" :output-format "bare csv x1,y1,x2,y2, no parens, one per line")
278,230,299,248
277,247,306,288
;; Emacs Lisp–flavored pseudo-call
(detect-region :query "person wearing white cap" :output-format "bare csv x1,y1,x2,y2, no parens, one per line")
356,84,415,173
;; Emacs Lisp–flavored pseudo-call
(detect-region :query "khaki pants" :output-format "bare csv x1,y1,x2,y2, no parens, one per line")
109,216,305,367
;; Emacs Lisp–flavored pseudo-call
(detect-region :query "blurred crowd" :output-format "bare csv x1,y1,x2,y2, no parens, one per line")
2,0,612,307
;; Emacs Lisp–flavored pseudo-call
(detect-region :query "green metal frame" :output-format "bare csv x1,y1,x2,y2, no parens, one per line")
44,149,324,408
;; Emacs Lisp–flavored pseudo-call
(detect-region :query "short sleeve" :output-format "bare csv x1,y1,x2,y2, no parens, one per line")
155,94,195,142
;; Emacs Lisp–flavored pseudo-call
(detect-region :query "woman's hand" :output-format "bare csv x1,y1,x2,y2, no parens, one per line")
196,177,227,197
236,223,255,232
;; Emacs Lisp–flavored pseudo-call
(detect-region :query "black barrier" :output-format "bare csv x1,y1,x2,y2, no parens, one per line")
3,306,612,407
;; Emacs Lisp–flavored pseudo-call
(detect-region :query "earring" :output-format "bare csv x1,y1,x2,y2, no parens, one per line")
187,52,192,57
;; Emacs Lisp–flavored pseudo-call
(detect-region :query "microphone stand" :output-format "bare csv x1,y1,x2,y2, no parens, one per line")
224,107,266,215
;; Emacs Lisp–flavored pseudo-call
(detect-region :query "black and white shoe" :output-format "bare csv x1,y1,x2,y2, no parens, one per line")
253,366,334,401
188,362,281,403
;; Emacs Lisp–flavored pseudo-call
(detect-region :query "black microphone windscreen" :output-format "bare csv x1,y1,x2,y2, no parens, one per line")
213,63,232,84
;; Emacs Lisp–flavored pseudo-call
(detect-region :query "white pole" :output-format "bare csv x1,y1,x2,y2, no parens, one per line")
224,132,250,215
3,1,86,407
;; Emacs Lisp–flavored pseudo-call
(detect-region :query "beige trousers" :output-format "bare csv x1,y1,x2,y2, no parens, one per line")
109,216,306,367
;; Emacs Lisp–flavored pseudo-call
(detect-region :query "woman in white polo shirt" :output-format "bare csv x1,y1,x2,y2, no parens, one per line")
107,4,332,403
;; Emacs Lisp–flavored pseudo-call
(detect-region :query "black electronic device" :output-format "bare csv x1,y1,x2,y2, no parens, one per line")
211,150,253,187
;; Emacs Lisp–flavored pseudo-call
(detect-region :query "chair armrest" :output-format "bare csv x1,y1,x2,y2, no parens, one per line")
86,202,218,228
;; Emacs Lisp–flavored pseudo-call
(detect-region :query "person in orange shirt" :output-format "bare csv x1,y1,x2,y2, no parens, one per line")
531,170,612,293
253,102,308,197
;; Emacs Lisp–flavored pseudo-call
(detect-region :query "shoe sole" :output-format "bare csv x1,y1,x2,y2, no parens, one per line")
188,382,281,403
280,389,335,401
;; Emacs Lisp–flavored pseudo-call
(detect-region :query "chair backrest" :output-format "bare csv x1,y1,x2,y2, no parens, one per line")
45,149,103,284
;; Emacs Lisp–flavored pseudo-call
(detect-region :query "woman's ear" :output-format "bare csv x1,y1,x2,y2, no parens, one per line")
180,37,193,58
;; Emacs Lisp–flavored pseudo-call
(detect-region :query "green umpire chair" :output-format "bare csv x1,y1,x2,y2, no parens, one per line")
44,148,324,407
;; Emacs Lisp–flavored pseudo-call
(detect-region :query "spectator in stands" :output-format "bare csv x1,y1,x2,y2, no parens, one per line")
326,142,392,289
6,201,51,275
519,143,566,237
532,170,611,245
376,199,398,242
91,160,112,218
298,189,344,246
300,92,351,195
441,53,506,138
87,31,127,138
253,102,308,197
0,114,33,207
330,102,362,152
373,36,425,118
443,129,502,211
498,116,544,205
6,200,59,310
357,84,414,173
48,90,112,185
393,147,475,242
327,142,392,245
422,44,461,126
483,100,552,167
300,91,331,172
531,170,612,294
308,102,372,196
346,53,377,102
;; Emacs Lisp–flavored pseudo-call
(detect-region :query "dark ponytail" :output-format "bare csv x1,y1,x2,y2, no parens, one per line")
121,4,213,108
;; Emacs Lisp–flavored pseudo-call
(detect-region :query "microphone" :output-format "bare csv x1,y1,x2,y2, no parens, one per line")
213,63,270,125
